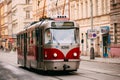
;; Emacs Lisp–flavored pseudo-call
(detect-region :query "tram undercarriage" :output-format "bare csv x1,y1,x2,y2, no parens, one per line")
18,58,80,71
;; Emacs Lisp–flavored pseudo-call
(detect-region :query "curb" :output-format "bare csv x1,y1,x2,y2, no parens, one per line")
81,58,120,64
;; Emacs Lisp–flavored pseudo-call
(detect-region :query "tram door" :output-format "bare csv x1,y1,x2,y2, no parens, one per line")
23,33,27,67
36,28,43,62
102,34,108,57
95,37,100,57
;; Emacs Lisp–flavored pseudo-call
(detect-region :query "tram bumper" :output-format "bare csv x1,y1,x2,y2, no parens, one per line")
43,59,80,71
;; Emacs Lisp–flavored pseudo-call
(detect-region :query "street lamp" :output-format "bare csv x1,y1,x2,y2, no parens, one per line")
90,0,95,59
90,0,93,30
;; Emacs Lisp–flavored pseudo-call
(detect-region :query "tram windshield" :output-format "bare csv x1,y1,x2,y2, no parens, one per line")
45,28,79,44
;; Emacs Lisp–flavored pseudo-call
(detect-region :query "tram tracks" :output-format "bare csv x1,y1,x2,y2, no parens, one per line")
1,61,120,80
80,67,120,77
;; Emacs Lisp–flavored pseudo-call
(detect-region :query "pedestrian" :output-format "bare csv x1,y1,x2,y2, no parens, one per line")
90,43,95,59
0,45,4,51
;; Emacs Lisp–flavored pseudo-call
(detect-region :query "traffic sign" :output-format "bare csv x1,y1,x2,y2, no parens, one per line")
100,26,109,34
87,29,97,39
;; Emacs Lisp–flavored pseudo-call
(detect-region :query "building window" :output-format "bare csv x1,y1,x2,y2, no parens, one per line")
71,5,74,20
85,1,88,18
101,0,105,14
77,3,79,19
38,0,40,6
95,0,98,16
26,0,32,4
104,0,107,14
112,0,117,6
81,3,83,18
112,0,117,4
101,0,107,14
114,23,117,43
26,11,30,19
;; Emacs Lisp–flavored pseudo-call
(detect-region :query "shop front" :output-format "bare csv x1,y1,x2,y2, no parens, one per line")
99,26,110,57
80,26,111,58
8,37,17,51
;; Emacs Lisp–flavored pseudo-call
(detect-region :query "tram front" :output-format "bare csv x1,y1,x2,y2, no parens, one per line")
44,21,81,71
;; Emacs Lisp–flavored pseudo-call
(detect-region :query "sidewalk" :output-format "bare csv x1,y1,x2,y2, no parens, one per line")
1,50,120,64
80,56,120,64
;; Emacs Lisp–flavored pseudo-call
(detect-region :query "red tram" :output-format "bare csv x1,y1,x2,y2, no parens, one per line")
17,16,81,71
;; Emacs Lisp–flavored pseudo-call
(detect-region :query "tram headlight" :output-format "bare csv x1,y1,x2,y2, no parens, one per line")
53,53,57,57
73,52,77,57
45,54,47,58
44,51,48,58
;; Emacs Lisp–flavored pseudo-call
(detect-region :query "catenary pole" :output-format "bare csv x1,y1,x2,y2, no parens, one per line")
90,0,95,59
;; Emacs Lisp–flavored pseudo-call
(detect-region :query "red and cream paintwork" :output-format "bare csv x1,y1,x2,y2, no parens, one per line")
17,16,81,71
43,44,80,71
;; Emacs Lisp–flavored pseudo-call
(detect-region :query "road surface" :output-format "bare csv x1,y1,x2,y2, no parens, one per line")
0,51,120,80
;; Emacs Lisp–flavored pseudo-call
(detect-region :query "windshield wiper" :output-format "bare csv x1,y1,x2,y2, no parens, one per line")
53,35,60,45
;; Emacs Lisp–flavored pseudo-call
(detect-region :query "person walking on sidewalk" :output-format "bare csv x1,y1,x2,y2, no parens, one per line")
0,45,4,51
90,43,95,59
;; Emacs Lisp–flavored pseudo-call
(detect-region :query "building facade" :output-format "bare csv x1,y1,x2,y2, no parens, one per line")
110,0,120,57
70,0,111,57
47,0,70,18
10,0,33,50
33,0,47,21
32,0,70,20
1,0,119,57
0,2,2,46
0,0,9,49
32,0,111,57
0,0,33,50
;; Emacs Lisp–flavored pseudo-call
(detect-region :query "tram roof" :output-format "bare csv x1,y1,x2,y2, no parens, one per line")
17,18,79,35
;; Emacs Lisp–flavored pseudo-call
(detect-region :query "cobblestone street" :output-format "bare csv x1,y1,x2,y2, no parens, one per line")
0,50,120,80
0,62,19,80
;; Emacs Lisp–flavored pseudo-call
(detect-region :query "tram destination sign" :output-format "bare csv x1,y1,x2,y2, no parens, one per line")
87,29,97,39
51,22,74,28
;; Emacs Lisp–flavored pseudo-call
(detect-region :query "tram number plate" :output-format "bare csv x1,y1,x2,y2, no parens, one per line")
61,46,69,49
64,58,69,62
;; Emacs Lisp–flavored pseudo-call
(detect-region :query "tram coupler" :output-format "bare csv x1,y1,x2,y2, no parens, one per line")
63,64,70,70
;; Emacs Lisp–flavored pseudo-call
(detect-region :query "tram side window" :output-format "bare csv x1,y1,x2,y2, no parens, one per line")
21,34,24,52
27,32,30,44
30,31,33,44
17,35,20,47
32,30,36,45
19,35,22,49
35,28,39,45
45,29,52,44
76,28,80,43
27,32,30,50
30,30,35,45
